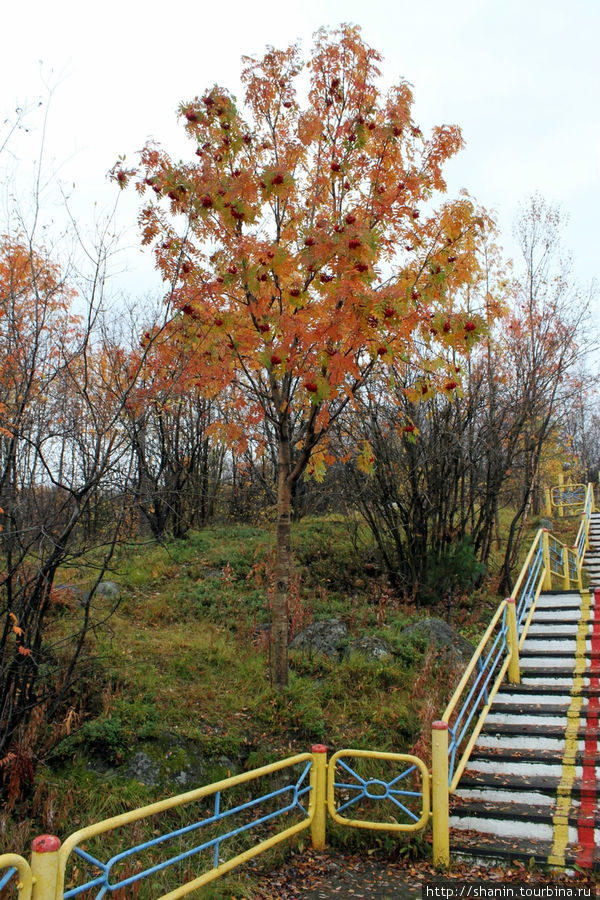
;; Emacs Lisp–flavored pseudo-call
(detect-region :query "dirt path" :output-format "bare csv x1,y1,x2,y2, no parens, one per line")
250,849,598,900
252,850,427,899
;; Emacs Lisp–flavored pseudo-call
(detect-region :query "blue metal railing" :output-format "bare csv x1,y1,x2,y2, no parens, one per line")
548,534,564,576
575,484,594,563
0,866,18,893
551,483,586,510
333,758,420,822
447,605,509,786
515,536,545,634
59,754,314,900
568,548,579,582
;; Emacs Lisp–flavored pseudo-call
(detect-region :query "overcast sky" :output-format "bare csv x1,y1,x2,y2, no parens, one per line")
1,0,598,310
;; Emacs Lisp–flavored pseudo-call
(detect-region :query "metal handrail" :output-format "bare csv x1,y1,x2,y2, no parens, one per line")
58,753,314,899
431,483,596,866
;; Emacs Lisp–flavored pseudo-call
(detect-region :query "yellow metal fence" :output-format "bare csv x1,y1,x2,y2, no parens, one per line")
0,746,428,899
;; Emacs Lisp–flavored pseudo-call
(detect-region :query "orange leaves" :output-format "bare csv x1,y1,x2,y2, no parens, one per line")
297,110,323,146
424,125,465,192
0,236,80,444
241,43,302,121
9,613,22,637
124,24,499,492
8,613,31,657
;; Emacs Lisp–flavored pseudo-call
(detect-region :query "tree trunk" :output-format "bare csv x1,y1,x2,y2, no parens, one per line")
271,438,293,687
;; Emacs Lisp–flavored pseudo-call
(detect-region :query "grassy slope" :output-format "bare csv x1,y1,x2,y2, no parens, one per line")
4,510,580,896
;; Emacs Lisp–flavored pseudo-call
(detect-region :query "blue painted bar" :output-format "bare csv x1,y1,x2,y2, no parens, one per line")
332,756,422,823
0,867,17,892
64,761,313,898
447,608,509,784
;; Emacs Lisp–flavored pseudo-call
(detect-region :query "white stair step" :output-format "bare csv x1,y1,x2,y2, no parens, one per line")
476,735,573,751
466,759,600,778
530,609,583,619
522,639,579,651
454,786,554,805
450,815,555,842
493,692,572,704
520,656,582,668
485,713,567,726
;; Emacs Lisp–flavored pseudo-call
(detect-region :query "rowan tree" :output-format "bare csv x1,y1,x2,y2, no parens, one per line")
0,234,146,768
118,25,491,685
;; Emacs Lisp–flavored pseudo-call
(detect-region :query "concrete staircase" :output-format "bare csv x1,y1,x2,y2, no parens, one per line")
584,512,600,588
448,513,600,869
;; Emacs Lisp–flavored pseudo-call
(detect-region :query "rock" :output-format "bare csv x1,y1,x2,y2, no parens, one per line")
401,618,473,665
54,581,121,606
125,741,205,789
95,581,121,600
289,619,348,658
349,635,392,660
52,584,88,607
126,751,161,786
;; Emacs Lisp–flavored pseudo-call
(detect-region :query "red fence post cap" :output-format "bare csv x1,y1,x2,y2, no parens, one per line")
311,744,328,753
32,834,61,853
505,597,515,604
432,721,448,731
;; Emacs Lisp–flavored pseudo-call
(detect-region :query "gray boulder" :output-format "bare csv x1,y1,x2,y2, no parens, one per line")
289,619,348,658
349,635,392,660
95,581,121,600
126,751,161,786
401,618,473,664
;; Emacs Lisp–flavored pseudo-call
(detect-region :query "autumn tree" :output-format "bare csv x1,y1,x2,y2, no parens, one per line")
497,196,593,591
119,25,491,685
119,306,226,539
338,213,509,599
0,232,146,770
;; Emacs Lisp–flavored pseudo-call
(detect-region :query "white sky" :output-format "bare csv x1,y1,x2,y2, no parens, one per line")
1,0,598,310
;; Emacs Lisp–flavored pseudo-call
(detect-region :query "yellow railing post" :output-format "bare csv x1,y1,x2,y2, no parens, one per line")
544,488,552,517
31,836,61,900
576,551,583,591
431,721,450,868
506,598,520,684
558,473,565,517
561,547,570,590
541,530,553,590
310,744,327,851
